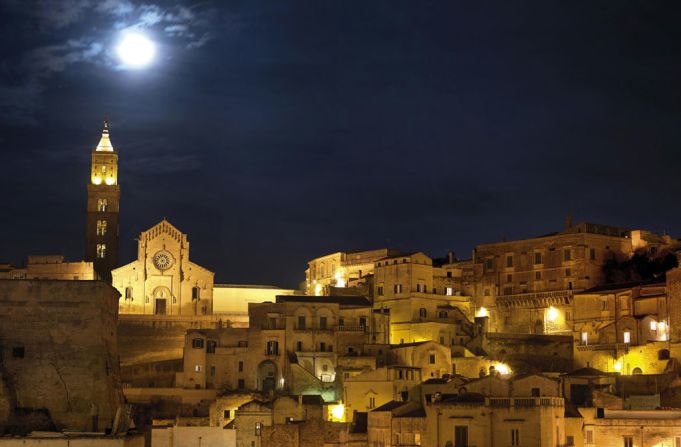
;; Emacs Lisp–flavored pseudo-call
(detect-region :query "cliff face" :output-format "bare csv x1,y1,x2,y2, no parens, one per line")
0,280,123,433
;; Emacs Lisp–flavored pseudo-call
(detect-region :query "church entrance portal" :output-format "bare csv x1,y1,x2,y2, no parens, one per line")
155,299,167,315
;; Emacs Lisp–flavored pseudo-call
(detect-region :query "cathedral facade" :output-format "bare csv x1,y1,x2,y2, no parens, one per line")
112,220,214,316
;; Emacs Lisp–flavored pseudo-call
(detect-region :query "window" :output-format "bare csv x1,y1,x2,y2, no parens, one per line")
590,248,596,260
506,255,513,267
319,342,326,352
419,308,427,319
125,286,133,300
266,341,279,355
255,422,262,436
601,299,608,311
623,436,633,447
429,354,435,364
535,271,542,280
238,341,248,347
207,340,217,354
377,286,384,296
192,287,200,300
210,366,215,376
238,361,244,372
359,317,367,327
581,332,588,346
194,364,202,372
398,370,404,379
567,435,575,446
97,198,108,212
96,220,107,236
511,428,520,446
297,315,306,329
296,341,303,351
238,379,245,389
322,364,328,372
224,410,231,419
394,284,403,293
319,316,327,330
368,397,376,409
564,248,572,261
446,287,453,296
439,311,448,319
534,252,542,264
507,274,512,282
338,318,344,327
485,258,493,270
531,387,540,397
586,429,594,444
12,347,24,358
503,286,513,295
623,331,631,344
447,271,452,277
192,338,204,349
96,244,106,258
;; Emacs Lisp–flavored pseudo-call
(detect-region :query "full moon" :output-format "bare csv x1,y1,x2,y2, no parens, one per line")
116,33,155,67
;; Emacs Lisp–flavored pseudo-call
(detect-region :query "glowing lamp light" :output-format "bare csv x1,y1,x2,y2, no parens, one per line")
330,403,345,421
335,270,346,288
475,307,489,318
613,361,622,372
546,306,559,322
92,176,102,185
495,363,511,375
105,176,115,185
314,283,323,296
117,33,155,67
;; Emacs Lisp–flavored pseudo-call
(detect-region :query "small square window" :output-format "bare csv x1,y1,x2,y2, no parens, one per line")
12,347,25,358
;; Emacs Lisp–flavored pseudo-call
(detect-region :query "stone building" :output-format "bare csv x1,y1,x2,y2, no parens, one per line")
305,249,402,296
84,121,120,282
472,222,675,333
112,219,214,317
0,280,123,433
175,295,385,400
0,256,94,280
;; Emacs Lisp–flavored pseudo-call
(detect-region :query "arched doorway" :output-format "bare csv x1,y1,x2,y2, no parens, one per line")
257,360,278,391
153,286,171,315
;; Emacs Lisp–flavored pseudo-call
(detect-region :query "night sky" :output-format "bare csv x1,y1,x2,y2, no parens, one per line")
1,1,681,288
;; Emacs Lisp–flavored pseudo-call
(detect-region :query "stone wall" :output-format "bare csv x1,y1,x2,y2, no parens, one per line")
0,280,122,433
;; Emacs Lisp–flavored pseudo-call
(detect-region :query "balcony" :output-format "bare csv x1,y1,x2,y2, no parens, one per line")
337,325,366,332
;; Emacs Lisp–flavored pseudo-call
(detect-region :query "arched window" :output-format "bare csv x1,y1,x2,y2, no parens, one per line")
192,286,200,301
125,287,133,300
419,308,427,319
96,244,106,259
632,367,642,375
97,220,107,236
97,199,108,212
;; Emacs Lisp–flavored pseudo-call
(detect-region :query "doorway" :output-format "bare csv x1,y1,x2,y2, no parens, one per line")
155,298,167,315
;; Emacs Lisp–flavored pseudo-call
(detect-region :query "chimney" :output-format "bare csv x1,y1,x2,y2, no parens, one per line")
448,251,454,264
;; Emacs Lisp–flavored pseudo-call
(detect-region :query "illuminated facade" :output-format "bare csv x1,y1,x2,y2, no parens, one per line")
112,219,214,316
84,121,120,282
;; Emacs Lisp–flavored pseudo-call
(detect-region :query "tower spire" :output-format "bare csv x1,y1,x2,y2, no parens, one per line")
96,120,114,152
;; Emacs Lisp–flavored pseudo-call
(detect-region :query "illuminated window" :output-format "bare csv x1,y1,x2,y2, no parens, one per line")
97,199,107,212
581,332,588,345
96,220,107,236
623,331,631,344
194,364,202,372
446,287,453,296
255,422,261,436
96,244,106,258
650,321,657,331
394,284,402,293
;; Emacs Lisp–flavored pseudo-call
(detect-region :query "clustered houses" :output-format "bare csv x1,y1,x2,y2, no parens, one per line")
5,123,681,446
125,220,681,447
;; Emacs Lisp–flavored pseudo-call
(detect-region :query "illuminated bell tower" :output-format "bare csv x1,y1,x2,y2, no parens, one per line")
85,121,120,282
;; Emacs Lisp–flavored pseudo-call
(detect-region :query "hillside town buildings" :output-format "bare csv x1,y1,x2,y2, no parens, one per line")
5,122,681,447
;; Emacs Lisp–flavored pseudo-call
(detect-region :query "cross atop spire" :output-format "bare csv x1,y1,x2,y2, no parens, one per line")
96,120,114,152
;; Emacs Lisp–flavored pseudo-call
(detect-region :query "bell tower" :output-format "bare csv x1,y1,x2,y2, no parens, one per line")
85,121,120,282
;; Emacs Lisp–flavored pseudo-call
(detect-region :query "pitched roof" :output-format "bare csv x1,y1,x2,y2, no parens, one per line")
566,367,609,377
